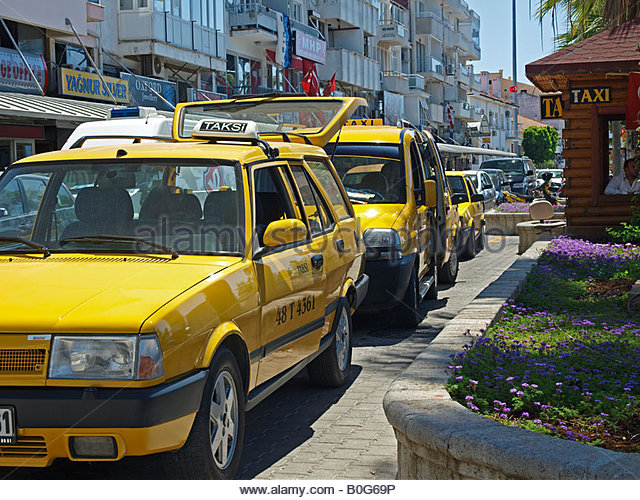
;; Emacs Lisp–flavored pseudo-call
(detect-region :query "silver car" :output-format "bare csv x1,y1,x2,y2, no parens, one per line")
463,170,497,211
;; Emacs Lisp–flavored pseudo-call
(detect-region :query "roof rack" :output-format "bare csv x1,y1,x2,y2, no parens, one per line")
69,135,176,149
258,131,313,145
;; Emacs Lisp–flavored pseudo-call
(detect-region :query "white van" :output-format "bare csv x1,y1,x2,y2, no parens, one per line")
62,107,173,150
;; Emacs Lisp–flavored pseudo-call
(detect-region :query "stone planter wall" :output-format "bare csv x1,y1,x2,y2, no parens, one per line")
383,240,640,479
485,211,565,236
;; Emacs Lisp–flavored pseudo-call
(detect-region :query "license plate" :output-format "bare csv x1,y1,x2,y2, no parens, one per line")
0,407,16,445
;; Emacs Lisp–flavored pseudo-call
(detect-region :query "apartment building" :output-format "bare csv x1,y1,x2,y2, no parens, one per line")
467,90,518,153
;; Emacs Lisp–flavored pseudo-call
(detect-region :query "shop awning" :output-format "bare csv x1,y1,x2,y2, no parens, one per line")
0,91,114,124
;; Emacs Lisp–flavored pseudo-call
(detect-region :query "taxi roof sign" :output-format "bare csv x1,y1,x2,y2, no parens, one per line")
191,118,259,141
345,118,383,126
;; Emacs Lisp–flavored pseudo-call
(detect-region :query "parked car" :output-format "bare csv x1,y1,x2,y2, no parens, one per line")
445,172,485,259
325,123,460,327
0,174,75,239
481,168,510,205
480,157,537,195
463,170,498,211
0,96,370,479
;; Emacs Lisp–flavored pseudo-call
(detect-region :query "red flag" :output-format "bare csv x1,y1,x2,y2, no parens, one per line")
301,60,320,96
322,73,336,96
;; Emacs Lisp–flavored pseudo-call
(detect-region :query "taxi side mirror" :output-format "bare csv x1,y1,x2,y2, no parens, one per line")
424,180,437,209
471,193,484,203
451,193,468,205
263,218,308,247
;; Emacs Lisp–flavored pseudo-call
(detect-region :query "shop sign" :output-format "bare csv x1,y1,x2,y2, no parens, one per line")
569,87,611,105
187,88,225,101
60,68,128,103
540,94,562,119
294,31,326,65
121,73,176,111
0,47,47,95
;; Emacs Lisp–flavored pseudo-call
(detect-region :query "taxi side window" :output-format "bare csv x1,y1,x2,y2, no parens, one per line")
410,141,426,206
306,159,352,220
289,165,334,237
253,166,296,247
0,178,24,216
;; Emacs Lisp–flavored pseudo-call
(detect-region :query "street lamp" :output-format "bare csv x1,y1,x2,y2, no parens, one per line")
512,0,519,154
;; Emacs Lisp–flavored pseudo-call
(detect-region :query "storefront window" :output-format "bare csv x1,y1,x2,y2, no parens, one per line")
55,43,90,72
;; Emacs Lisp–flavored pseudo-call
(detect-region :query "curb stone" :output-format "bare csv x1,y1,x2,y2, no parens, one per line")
383,238,640,480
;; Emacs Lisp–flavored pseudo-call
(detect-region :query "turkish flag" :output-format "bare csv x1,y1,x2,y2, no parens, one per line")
322,74,336,96
301,60,320,96
626,72,640,129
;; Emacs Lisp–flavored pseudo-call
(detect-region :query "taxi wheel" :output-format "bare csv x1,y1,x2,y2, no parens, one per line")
162,348,245,480
439,243,459,284
395,267,421,328
307,300,352,388
462,229,476,259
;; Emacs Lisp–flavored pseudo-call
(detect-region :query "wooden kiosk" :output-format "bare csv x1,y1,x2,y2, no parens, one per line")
526,18,640,238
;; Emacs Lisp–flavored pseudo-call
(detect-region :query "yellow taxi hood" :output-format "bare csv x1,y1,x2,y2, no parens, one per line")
353,204,405,233
0,255,238,334
172,97,367,148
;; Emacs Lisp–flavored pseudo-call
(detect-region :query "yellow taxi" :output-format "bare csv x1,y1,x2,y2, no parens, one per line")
0,97,369,479
325,122,459,327
445,171,485,259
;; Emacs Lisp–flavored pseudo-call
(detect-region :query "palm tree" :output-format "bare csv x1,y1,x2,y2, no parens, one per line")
535,0,640,47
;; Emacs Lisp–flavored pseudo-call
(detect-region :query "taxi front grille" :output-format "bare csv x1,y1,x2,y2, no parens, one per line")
0,436,47,458
0,349,46,373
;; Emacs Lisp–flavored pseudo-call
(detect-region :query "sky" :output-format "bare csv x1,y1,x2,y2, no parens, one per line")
466,0,559,84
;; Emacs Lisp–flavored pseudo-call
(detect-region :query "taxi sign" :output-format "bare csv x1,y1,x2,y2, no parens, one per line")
191,118,259,140
345,119,383,126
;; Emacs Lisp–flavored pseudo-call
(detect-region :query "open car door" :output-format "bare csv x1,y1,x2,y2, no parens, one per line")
172,96,367,148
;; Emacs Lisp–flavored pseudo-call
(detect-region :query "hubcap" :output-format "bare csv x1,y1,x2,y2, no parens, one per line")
335,308,350,372
209,370,238,470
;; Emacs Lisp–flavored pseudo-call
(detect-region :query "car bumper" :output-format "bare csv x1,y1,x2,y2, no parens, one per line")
0,370,207,466
358,253,415,312
353,274,369,310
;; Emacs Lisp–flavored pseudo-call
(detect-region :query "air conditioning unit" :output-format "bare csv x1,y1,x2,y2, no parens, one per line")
141,55,164,78
445,64,455,76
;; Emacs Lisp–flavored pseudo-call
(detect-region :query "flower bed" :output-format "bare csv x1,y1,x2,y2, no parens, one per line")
495,202,565,214
448,236,640,451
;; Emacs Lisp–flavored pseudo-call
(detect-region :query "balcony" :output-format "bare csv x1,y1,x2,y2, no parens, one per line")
118,10,226,62
415,12,454,46
377,19,410,47
316,0,378,36
457,65,471,87
87,1,105,22
417,56,445,82
450,100,473,121
227,1,278,43
429,102,444,124
381,71,409,94
408,74,425,92
442,0,470,17
318,49,379,90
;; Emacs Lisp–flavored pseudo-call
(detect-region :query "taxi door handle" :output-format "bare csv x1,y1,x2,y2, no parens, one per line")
335,239,345,254
311,254,324,270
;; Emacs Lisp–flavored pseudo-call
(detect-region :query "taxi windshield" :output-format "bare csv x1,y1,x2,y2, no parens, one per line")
328,144,406,205
178,99,345,138
0,161,245,257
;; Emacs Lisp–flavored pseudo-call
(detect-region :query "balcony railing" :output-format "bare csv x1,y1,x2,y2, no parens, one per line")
378,19,408,45
318,49,380,90
119,10,225,59
417,57,443,76
408,74,425,91
380,71,409,93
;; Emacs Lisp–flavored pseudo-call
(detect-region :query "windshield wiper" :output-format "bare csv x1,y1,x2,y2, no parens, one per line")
60,235,179,260
0,236,51,258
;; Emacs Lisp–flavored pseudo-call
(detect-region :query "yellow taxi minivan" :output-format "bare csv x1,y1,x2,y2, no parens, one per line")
0,97,369,479
446,171,485,259
325,122,459,327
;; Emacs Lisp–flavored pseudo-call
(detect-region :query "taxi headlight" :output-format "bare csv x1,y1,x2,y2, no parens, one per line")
49,335,164,380
363,229,401,260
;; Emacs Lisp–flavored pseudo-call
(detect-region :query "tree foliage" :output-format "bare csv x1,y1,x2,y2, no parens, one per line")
522,126,558,165
535,0,640,48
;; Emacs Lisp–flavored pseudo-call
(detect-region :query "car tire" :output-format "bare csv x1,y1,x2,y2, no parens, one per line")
395,266,421,328
462,228,476,259
307,300,352,387
439,242,459,284
161,348,245,480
